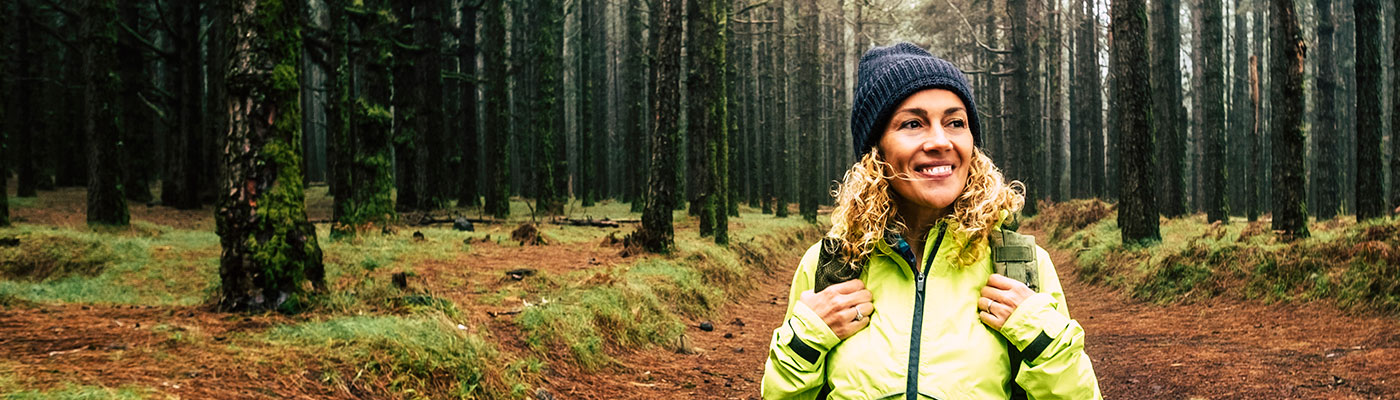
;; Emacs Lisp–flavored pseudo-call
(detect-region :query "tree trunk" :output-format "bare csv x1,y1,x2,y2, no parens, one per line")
456,3,481,208
7,1,39,199
83,0,129,227
1201,0,1226,222
482,0,511,219
1009,0,1043,214
1313,0,1340,219
1269,0,1308,237
625,0,648,212
163,0,206,210
1392,0,1400,212
688,0,730,241
1234,0,1256,221
1151,0,1186,216
797,0,818,223
773,0,790,218
635,0,682,253
577,0,597,207
1047,0,1066,202
527,0,565,215
119,0,155,204
1353,0,1383,220
333,1,397,231
1113,0,1159,244
218,0,326,312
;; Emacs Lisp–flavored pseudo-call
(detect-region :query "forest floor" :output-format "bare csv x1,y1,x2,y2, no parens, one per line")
2,186,1398,399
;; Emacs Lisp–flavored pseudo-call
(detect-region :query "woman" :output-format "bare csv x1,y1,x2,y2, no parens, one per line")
761,43,1101,399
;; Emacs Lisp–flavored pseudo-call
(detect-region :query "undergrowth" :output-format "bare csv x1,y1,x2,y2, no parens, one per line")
265,314,520,399
1034,201,1400,312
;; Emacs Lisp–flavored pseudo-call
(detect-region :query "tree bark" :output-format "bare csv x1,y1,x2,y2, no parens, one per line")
688,0,731,242
1269,0,1308,237
83,0,129,227
162,0,207,210
482,0,510,219
635,0,683,253
1201,0,1227,222
1113,0,1159,244
797,0,818,223
1151,0,1186,216
1313,0,1340,219
1353,0,1383,220
1392,0,1400,212
218,0,326,312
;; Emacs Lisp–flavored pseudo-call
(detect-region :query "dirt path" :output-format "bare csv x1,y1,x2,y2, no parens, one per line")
1048,243,1400,399
545,231,1400,400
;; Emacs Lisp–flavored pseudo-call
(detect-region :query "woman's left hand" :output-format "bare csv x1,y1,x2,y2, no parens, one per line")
978,274,1036,331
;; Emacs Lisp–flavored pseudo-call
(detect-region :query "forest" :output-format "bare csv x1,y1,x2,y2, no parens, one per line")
0,0,1398,398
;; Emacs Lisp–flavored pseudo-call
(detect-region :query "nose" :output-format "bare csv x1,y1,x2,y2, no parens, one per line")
920,125,953,153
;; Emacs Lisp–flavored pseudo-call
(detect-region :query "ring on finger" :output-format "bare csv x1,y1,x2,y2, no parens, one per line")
854,307,864,321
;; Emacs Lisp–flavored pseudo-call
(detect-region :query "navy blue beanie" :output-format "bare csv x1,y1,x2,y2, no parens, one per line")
851,42,981,157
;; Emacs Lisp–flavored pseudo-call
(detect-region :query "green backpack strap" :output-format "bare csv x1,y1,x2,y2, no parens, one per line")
988,228,1040,292
814,237,860,293
989,227,1040,400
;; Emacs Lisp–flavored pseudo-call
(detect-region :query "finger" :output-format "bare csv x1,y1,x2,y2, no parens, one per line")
799,290,815,302
827,279,866,294
857,302,875,319
978,310,1002,330
990,301,1016,320
981,286,1017,306
986,274,1021,290
845,289,873,305
978,297,993,312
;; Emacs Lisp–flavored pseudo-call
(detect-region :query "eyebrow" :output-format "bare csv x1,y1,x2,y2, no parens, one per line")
892,107,966,118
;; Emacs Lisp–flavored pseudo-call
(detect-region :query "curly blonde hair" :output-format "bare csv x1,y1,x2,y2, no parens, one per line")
826,147,1024,269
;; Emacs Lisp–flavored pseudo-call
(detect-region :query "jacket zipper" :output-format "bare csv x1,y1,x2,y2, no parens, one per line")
905,223,947,400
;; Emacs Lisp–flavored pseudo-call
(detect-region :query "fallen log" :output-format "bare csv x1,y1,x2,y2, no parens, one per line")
549,217,631,228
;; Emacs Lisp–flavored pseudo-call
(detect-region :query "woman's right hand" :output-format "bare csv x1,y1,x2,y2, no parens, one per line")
799,279,875,340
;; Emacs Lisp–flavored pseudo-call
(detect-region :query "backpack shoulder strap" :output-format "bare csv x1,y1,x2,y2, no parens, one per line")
988,228,1040,293
814,237,860,293
990,227,1041,400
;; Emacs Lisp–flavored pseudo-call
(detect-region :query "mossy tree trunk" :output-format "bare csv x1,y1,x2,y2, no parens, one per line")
635,0,682,253
331,1,397,233
1112,0,1159,245
1352,0,1384,221
1392,0,1400,212
687,0,730,243
529,0,566,216
1268,0,1308,238
218,0,326,312
481,0,510,219
82,0,129,227
624,0,648,213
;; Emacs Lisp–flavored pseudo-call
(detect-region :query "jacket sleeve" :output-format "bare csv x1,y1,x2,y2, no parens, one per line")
999,246,1103,400
761,243,841,400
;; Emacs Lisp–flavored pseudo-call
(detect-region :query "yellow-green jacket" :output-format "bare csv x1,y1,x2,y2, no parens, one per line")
762,222,1101,399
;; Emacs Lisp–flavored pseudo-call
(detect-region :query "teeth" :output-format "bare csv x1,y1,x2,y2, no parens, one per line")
920,165,952,175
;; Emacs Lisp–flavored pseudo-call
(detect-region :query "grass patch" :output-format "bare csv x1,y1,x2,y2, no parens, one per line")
265,314,522,399
1036,201,1400,312
0,233,114,281
0,225,218,306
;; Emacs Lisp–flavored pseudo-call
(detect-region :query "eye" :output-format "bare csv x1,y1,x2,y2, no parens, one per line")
899,119,923,130
948,119,966,129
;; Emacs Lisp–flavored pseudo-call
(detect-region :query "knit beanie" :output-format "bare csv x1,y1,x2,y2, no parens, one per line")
850,42,981,157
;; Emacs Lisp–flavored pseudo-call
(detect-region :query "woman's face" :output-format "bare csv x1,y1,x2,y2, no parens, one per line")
876,88,974,215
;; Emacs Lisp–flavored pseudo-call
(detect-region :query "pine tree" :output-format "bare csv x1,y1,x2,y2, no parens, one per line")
688,0,731,242
1269,0,1308,237
1151,0,1186,216
1113,0,1160,245
82,0,129,227
1313,0,1340,219
635,0,683,253
217,0,326,311
457,2,482,208
1392,0,1400,212
1202,0,1227,222
482,0,510,219
1353,0,1383,220
797,0,819,223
